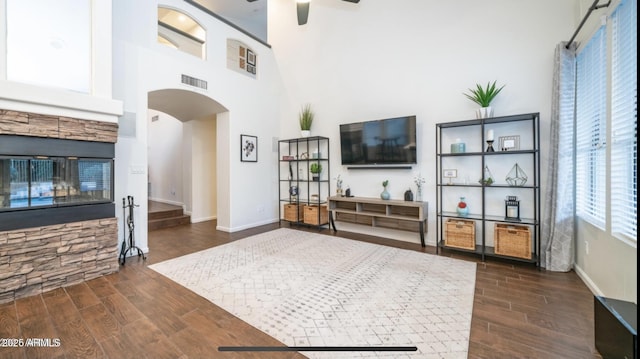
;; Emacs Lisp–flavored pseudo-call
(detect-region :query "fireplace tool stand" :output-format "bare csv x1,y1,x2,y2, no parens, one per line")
119,196,146,265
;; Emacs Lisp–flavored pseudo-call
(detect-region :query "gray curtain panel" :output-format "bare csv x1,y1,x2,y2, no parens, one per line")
542,42,577,271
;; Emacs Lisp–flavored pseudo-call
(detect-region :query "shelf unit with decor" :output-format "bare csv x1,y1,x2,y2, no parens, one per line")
435,113,540,266
278,136,330,228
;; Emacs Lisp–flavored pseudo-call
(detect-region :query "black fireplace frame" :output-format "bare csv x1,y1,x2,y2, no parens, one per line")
0,135,115,231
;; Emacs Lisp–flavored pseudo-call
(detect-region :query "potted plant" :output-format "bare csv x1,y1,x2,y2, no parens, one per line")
463,80,505,119
310,163,322,181
299,104,314,137
380,180,390,200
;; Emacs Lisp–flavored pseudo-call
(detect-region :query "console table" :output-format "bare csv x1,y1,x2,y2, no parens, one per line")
327,196,428,247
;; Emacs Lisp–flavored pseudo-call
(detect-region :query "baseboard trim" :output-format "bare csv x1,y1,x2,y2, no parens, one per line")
574,263,603,296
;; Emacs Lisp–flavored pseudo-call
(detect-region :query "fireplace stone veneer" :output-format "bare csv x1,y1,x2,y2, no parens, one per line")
0,109,120,303
0,218,119,304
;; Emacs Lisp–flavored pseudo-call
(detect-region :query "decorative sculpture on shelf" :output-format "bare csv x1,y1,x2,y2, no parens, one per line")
479,166,495,186
506,163,528,186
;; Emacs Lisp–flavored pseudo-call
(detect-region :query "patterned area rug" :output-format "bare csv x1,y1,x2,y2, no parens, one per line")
149,228,476,358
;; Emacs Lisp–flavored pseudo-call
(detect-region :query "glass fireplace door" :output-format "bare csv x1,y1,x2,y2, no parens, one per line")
0,157,113,210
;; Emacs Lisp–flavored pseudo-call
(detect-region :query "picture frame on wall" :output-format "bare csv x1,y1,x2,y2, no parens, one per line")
241,134,257,162
247,49,256,65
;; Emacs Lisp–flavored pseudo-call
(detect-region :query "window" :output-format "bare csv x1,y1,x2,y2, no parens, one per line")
576,26,607,228
610,0,637,242
157,7,206,59
6,0,91,93
575,0,637,245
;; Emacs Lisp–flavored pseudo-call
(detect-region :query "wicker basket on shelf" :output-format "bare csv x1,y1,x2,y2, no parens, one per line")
303,205,329,225
494,223,531,259
444,219,476,250
283,204,304,222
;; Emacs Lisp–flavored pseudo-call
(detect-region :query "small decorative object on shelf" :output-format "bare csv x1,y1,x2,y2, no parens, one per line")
404,189,414,201
289,185,298,201
486,129,495,152
479,165,495,185
456,197,469,216
381,180,390,200
499,135,520,151
310,163,322,181
506,163,528,186
335,175,343,196
443,169,457,185
345,186,352,197
451,138,466,153
505,195,521,221
414,173,425,201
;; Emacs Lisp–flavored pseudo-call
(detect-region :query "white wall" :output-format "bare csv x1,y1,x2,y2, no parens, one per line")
112,0,286,254
268,0,577,247
148,110,184,206
189,115,217,223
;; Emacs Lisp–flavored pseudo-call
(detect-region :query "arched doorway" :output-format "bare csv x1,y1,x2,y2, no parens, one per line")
147,88,228,225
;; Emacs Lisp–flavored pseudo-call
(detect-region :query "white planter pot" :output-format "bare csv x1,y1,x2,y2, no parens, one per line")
301,130,311,137
476,107,493,119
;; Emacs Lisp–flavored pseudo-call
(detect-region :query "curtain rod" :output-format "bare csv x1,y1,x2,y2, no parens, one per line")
566,0,612,49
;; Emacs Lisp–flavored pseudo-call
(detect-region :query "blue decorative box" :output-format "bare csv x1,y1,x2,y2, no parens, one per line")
451,142,466,153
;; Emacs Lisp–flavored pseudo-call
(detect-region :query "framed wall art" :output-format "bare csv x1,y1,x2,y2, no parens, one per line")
241,134,257,162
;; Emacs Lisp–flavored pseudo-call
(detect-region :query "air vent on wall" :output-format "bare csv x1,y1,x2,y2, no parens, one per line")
181,74,208,89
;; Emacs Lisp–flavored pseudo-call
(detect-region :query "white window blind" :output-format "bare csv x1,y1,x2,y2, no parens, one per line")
610,0,637,242
576,26,607,228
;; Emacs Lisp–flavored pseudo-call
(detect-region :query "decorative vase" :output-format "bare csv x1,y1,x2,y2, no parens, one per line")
301,130,311,138
456,197,469,216
380,186,390,200
415,187,423,201
476,107,493,119
404,189,413,201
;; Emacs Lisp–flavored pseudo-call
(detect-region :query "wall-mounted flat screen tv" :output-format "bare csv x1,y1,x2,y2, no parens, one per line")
340,115,417,166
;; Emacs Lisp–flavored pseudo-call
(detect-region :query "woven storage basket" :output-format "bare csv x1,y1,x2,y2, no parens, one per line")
283,204,304,222
303,205,329,225
494,223,531,259
445,219,476,250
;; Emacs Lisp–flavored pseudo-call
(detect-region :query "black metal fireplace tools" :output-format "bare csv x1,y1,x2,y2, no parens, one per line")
119,196,146,265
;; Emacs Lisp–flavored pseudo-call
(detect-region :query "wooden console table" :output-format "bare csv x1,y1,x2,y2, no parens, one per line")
327,196,428,247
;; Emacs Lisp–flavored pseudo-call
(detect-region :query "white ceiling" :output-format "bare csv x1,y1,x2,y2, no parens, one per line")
188,0,268,42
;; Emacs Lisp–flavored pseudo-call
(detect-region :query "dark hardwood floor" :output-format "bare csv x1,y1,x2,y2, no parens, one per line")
0,220,601,359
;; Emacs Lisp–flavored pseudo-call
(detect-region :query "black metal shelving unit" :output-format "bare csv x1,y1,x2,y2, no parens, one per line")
278,136,330,228
435,113,541,266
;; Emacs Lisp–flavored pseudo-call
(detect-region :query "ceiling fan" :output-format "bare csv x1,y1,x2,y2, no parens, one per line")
296,0,360,25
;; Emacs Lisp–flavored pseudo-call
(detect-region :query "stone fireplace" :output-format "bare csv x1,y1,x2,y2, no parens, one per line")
0,109,119,304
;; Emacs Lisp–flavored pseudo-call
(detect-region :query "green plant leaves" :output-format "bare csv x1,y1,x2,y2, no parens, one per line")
463,80,505,107
299,104,314,130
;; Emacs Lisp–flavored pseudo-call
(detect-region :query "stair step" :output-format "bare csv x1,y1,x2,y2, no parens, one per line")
148,214,191,231
149,208,184,220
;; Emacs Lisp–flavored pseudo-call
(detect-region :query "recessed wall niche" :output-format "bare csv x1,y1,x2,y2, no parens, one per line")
226,39,257,78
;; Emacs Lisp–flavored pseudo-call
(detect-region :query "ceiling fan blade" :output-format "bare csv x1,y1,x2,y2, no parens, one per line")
342,0,360,2
296,2,310,25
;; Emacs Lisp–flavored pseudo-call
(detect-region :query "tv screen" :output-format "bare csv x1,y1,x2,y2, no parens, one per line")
340,115,417,166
